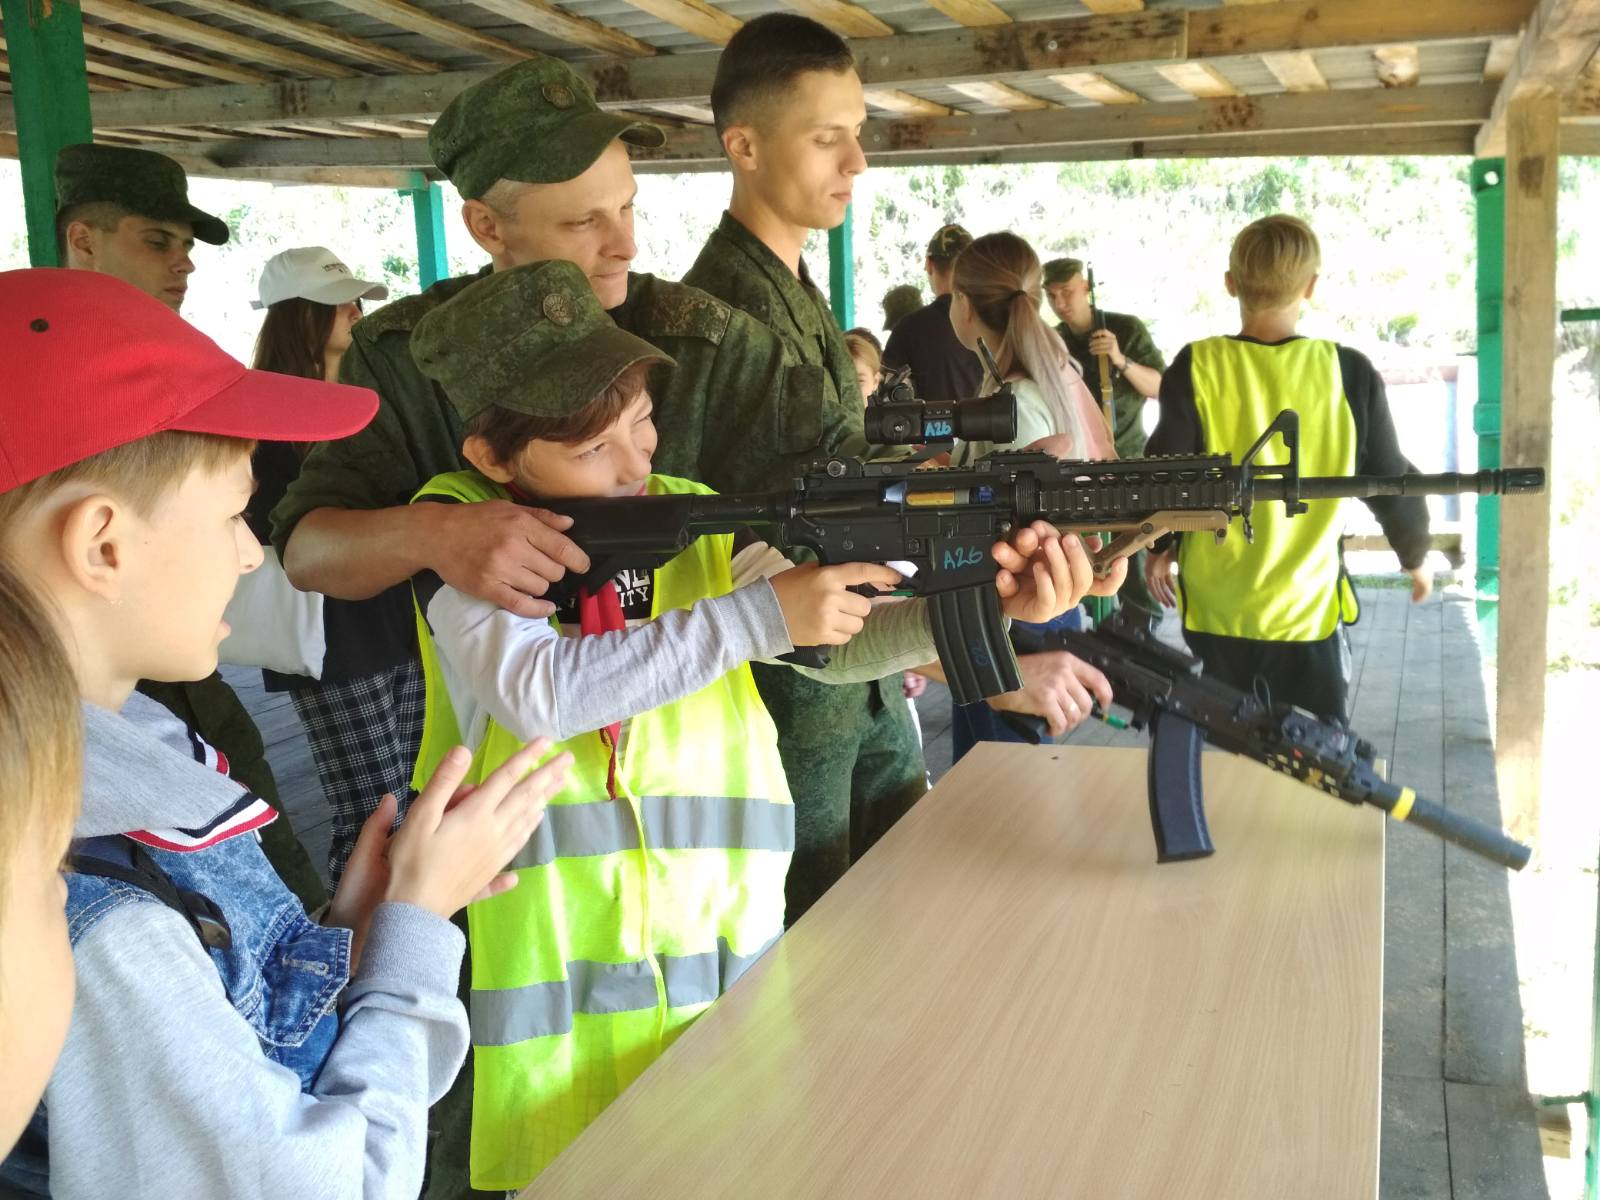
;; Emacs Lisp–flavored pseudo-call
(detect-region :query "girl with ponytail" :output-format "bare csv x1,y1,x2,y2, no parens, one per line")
948,232,1115,463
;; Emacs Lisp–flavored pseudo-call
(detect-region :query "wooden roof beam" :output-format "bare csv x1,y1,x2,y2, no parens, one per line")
1261,51,1329,93
79,0,363,79
924,0,1011,25
171,81,1498,170
78,24,274,85
46,3,1531,134
181,0,441,74
467,0,657,57
783,1,893,39
0,32,181,89
949,80,1054,110
1158,62,1240,99
614,1,741,45
1477,0,1600,154
1051,72,1144,105
325,1,532,62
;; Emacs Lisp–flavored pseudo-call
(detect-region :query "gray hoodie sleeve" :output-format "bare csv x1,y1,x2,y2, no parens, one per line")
46,899,466,1200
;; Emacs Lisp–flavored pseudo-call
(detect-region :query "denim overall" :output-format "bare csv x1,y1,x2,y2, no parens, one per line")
0,824,349,1195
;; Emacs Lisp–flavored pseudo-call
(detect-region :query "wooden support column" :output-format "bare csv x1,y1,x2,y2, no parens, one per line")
1,0,92,266
1496,90,1558,843
827,202,854,330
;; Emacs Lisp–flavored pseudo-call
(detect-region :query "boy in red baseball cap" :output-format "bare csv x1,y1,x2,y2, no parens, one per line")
0,269,573,1199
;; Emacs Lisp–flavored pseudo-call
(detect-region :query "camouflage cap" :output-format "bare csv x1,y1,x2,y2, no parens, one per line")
411,260,673,425
429,57,668,200
926,223,973,262
881,283,923,331
1043,257,1085,285
54,144,229,245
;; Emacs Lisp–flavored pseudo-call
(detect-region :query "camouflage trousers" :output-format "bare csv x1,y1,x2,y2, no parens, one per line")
749,664,929,925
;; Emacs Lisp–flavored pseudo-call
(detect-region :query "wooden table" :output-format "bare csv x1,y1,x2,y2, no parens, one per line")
522,743,1384,1199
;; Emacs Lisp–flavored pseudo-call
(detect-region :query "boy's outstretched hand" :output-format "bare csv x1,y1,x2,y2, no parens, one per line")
771,562,904,647
991,522,1127,623
383,741,571,920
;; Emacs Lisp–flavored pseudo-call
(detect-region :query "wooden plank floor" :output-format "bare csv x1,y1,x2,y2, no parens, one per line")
225,587,1547,1199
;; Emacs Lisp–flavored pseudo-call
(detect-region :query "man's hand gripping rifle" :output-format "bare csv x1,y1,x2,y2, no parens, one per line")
1016,608,1532,872
542,409,1543,709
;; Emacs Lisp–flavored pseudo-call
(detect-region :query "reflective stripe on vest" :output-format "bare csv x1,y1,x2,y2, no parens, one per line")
471,934,778,1046
409,469,792,1190
1178,336,1358,641
508,793,794,869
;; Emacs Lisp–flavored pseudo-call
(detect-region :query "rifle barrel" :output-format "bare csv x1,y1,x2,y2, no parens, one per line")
1258,467,1545,503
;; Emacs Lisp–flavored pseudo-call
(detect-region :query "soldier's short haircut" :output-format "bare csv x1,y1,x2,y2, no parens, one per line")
54,200,130,263
710,13,855,137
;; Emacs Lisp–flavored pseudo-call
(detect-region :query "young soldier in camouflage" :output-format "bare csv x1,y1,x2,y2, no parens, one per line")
685,13,928,924
268,54,869,1199
54,143,326,909
1044,255,1168,624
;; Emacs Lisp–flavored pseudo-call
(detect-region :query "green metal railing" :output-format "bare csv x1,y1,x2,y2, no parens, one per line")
827,203,855,330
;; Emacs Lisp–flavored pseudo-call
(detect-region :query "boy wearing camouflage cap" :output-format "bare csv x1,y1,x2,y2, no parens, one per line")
269,56,866,893
404,260,1095,1190
686,13,929,924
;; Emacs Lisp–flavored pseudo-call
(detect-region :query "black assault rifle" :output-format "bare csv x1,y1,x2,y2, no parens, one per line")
1012,609,1531,871
542,409,1543,707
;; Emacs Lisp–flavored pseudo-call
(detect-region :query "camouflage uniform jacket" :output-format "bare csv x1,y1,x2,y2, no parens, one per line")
683,211,863,426
270,266,866,676
1056,308,1167,458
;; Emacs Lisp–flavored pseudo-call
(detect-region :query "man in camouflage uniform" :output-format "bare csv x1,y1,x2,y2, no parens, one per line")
685,13,928,929
270,56,867,1199
54,143,326,909
1044,255,1168,623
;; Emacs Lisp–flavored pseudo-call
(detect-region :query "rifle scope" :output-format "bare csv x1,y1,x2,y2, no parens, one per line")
863,368,1018,446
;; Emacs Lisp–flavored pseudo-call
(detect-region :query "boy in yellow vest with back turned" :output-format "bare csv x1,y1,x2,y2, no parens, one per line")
403,259,1121,1190
1144,214,1433,722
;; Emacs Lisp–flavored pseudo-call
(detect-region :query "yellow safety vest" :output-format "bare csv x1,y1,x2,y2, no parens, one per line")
410,470,794,1191
1178,336,1360,641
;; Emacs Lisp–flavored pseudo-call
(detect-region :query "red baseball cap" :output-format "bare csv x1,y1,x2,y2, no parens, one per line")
0,268,379,493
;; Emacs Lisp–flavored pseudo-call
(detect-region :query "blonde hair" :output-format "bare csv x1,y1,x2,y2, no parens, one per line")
1229,214,1321,312
0,431,253,529
953,232,1113,458
844,329,881,374
0,559,82,922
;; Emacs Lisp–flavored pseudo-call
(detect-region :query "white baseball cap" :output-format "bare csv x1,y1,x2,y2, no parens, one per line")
253,246,390,310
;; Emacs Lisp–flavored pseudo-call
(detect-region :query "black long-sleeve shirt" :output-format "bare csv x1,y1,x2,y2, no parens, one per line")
1144,334,1432,569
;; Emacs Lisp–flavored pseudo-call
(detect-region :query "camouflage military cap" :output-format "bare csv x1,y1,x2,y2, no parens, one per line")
411,260,674,424
1043,257,1085,285
881,283,923,331
926,223,973,262
430,57,667,200
54,144,229,245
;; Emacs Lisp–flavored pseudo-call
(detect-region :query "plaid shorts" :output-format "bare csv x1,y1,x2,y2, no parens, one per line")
289,656,426,884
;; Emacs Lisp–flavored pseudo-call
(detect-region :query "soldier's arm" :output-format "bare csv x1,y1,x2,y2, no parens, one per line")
276,335,587,612
1116,317,1165,399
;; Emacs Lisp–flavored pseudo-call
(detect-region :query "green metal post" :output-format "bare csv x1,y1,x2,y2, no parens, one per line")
1471,159,1505,642
401,180,449,290
827,203,855,329
2,0,92,267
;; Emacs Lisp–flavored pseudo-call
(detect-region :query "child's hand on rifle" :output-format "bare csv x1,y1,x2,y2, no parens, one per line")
771,562,904,647
1145,548,1178,608
991,521,1126,623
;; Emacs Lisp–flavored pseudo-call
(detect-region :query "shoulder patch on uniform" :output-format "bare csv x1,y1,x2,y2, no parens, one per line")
632,279,734,346
354,270,487,343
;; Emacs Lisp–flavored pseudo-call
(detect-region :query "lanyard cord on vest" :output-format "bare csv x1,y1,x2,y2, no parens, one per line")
506,481,627,800
576,581,625,800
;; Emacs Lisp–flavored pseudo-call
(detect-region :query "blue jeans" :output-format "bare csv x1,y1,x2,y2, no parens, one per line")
950,607,1085,764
